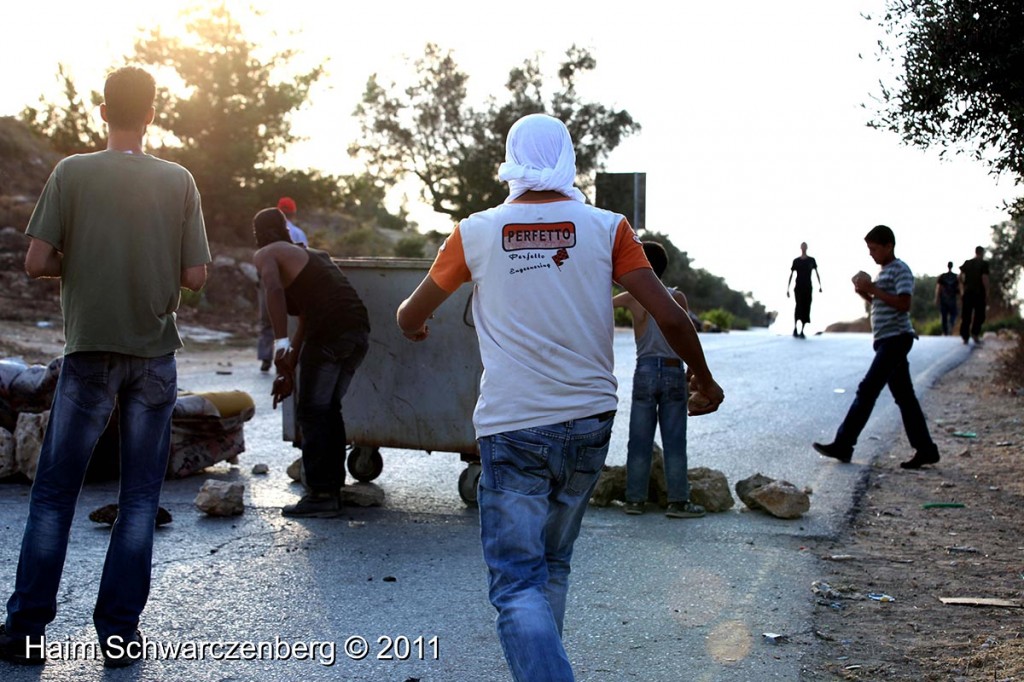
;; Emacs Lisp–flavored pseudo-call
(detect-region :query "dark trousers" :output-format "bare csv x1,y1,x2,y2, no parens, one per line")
296,336,368,494
959,291,986,341
835,333,935,454
939,297,958,336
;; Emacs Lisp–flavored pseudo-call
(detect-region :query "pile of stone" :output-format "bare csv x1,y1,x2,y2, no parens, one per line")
590,445,811,519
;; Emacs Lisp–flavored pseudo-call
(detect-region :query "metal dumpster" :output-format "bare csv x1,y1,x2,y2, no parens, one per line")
282,257,483,504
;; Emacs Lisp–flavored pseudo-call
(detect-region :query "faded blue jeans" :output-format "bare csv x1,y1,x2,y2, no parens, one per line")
478,412,614,682
625,357,689,504
5,352,177,645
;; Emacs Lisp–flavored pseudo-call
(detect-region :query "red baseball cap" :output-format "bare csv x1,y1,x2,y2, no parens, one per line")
277,197,297,213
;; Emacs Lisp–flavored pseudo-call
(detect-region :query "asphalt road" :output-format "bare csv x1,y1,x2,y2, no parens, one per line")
0,328,969,681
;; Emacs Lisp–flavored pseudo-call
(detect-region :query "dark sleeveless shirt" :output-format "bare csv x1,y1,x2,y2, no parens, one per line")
285,248,370,346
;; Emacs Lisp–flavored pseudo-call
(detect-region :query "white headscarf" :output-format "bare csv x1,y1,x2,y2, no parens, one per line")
497,113,586,203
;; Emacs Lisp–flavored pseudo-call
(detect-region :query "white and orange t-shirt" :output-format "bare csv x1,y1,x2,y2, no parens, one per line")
428,195,650,438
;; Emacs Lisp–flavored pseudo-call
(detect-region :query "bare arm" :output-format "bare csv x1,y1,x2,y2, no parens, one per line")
618,268,723,413
181,264,207,292
814,267,822,292
24,238,62,279
397,276,453,341
786,270,793,297
254,252,291,341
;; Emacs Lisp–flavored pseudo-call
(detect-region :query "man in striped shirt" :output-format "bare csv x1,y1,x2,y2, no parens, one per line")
813,224,940,470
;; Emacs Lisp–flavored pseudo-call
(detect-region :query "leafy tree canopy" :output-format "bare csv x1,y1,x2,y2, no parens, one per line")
350,43,641,222
870,0,1024,179
987,200,1024,312
132,5,323,240
20,5,412,244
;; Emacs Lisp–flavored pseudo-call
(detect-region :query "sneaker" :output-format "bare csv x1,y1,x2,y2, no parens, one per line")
0,624,45,666
665,501,706,518
900,448,940,470
623,501,645,515
101,630,143,668
260,359,272,372
813,441,853,463
282,492,342,518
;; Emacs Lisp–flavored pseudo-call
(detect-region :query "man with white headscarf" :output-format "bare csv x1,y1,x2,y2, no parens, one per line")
398,113,723,681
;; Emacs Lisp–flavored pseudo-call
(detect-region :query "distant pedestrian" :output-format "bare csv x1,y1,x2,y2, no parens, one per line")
1,66,210,668
813,225,939,470
786,242,821,338
934,261,959,336
614,241,705,519
397,113,723,682
958,246,989,345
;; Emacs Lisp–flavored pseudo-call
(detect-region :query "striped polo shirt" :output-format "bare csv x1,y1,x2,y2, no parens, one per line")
871,258,915,340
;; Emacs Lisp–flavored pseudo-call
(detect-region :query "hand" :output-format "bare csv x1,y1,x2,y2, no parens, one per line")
403,324,430,342
274,347,296,375
688,375,724,416
271,371,294,409
785,290,790,298
819,287,823,293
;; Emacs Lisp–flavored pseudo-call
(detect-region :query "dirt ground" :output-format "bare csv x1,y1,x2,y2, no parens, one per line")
806,333,1024,681
1,297,1022,680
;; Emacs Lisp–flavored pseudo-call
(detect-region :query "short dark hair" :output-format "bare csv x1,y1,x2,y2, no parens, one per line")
642,241,669,278
253,208,291,247
103,66,156,129
864,224,895,246
947,261,954,269
975,246,985,255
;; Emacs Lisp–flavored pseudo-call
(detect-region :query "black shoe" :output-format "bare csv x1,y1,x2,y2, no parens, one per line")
665,501,706,518
260,359,272,372
101,630,143,668
623,501,645,515
813,441,853,463
900,448,940,470
282,492,342,518
0,624,45,666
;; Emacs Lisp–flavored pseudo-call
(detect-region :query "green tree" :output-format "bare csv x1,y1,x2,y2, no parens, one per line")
351,44,640,222
20,64,104,155
131,5,324,241
988,202,1024,313
870,0,1024,179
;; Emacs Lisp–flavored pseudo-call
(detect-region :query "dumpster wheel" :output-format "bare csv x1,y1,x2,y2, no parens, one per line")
347,446,384,482
458,463,481,506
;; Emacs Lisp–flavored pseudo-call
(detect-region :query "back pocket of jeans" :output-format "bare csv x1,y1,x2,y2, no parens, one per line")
566,434,611,495
486,432,550,496
61,356,110,409
141,355,177,409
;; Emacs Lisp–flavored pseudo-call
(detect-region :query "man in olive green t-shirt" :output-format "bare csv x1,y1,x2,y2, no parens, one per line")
1,66,210,669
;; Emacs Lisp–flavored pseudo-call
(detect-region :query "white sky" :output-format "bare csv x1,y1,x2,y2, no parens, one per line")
3,0,1015,328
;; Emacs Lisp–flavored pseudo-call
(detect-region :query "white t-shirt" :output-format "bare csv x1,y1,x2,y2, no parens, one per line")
428,195,650,437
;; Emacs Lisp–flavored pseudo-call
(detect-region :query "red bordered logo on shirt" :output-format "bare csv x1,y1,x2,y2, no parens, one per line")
502,222,576,251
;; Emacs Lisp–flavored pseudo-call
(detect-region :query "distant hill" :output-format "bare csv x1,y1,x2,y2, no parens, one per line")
0,117,61,230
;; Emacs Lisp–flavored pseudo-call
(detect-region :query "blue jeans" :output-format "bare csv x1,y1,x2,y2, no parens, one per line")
5,352,177,644
296,335,367,494
834,334,936,453
625,358,689,504
478,413,614,682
